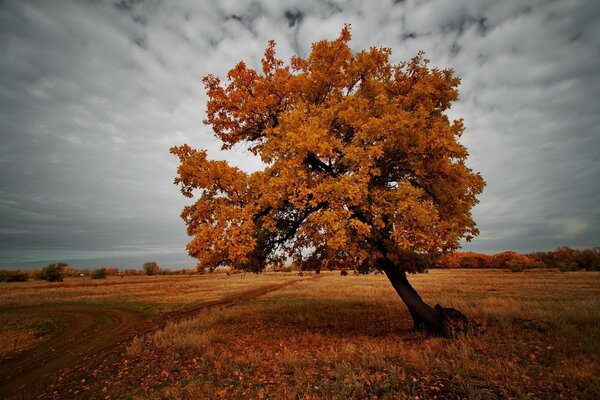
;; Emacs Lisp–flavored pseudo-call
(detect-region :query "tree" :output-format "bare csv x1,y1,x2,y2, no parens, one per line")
171,26,484,336
491,251,537,270
91,268,108,279
105,267,120,276
36,263,66,282
0,270,29,282
143,262,160,276
576,249,600,271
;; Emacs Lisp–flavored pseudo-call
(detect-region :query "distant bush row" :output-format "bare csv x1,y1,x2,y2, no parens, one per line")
0,261,199,283
2,247,599,282
436,246,600,272
0,269,29,282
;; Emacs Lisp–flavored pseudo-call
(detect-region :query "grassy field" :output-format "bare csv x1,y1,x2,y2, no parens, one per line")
1,269,600,399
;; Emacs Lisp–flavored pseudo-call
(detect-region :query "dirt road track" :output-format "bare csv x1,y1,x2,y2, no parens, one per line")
0,277,310,398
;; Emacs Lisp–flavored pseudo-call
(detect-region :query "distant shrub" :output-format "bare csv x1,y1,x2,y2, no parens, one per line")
559,261,580,272
494,252,538,271
436,252,493,269
62,267,79,277
35,263,67,282
575,249,600,271
91,268,108,279
104,267,120,276
460,253,492,268
143,262,160,276
0,270,29,282
508,260,525,273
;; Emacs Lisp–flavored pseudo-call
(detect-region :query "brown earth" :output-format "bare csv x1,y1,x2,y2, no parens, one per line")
0,277,308,399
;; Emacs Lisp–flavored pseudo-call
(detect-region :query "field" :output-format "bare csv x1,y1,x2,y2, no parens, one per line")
1,269,599,399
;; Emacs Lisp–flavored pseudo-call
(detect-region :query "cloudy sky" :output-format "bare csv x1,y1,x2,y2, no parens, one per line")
0,0,598,268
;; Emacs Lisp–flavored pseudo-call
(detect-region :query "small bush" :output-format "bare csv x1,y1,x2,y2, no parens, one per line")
509,264,524,272
104,267,120,276
35,263,66,282
143,262,160,276
0,270,29,282
124,269,141,276
559,261,580,272
575,249,600,271
91,268,107,279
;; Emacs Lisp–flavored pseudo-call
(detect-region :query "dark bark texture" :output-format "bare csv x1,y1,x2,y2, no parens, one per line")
381,260,468,337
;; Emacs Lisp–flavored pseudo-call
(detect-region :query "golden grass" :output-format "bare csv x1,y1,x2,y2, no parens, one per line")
85,269,600,399
0,273,302,362
127,310,225,356
0,272,301,313
0,312,62,359
4,269,600,398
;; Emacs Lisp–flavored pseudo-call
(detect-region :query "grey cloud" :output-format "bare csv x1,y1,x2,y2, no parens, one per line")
0,0,599,268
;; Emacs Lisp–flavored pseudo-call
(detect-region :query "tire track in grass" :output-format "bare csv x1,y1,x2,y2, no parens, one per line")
0,276,314,398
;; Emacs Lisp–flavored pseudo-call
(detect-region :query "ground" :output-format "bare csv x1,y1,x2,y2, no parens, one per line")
0,269,599,399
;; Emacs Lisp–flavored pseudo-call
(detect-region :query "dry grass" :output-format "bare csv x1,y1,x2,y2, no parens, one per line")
0,313,62,360
67,269,600,399
4,270,600,399
0,272,300,314
127,310,225,356
0,272,303,364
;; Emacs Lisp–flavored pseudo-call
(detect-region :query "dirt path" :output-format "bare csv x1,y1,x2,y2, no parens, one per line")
0,277,310,399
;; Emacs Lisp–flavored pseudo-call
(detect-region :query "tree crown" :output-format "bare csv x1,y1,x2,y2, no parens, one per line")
171,26,484,273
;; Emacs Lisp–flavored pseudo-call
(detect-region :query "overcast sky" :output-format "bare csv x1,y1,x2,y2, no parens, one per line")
1,0,599,268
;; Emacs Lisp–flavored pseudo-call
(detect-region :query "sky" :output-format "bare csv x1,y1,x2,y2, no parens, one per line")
0,0,599,269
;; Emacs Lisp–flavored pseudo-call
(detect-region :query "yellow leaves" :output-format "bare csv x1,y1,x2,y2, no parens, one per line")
172,25,484,272
170,145,248,203
349,218,371,236
186,214,256,269
261,39,283,76
369,182,444,253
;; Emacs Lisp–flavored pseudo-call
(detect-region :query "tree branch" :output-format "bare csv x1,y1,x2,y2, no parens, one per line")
305,152,337,176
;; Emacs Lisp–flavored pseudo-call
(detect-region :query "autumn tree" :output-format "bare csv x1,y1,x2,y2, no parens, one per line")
91,268,108,279
35,263,67,282
171,26,484,336
143,262,160,276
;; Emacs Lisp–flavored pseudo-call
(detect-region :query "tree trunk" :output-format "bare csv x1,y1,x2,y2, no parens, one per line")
380,260,468,337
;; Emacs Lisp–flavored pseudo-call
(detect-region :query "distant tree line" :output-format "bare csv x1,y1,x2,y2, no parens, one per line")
435,246,600,272
1,248,599,283
0,261,198,283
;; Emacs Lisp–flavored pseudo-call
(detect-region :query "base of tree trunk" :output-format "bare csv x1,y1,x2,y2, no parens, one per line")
409,304,470,338
381,261,470,338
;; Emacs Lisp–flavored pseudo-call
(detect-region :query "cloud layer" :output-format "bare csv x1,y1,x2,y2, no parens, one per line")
1,0,598,267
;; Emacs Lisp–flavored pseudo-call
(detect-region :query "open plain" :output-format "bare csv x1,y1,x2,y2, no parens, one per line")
1,269,599,399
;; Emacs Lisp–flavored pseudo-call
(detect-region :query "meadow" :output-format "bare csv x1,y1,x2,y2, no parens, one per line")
1,269,599,399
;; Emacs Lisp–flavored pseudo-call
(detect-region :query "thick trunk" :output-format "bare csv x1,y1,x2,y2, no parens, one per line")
381,260,468,337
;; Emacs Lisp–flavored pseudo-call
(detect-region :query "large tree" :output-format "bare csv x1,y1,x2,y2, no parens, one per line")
171,27,485,336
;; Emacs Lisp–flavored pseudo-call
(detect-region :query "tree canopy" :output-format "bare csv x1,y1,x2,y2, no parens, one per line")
171,26,484,276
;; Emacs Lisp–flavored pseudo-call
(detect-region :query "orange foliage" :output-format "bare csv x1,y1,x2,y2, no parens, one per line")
171,26,484,273
440,247,600,271
491,252,537,270
63,267,80,277
105,267,120,276
438,252,491,269
438,251,539,270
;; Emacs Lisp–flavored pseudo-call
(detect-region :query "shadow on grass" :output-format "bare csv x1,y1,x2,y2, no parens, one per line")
238,298,421,339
